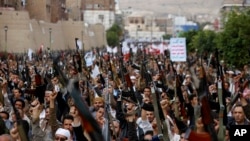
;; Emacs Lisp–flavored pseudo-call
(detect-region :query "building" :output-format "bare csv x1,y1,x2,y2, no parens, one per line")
123,10,174,41
0,9,106,52
65,0,82,21
83,0,115,30
0,0,24,10
220,0,250,29
25,0,67,23
220,0,250,12
173,16,198,35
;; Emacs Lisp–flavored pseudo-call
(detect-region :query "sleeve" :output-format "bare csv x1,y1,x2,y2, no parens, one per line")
31,118,46,141
3,92,12,113
127,121,139,141
165,116,176,141
48,107,60,138
242,103,250,121
116,101,126,124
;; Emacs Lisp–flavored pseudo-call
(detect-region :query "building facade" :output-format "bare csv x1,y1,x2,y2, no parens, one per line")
0,10,106,52
83,0,115,30
123,10,174,41
25,0,67,23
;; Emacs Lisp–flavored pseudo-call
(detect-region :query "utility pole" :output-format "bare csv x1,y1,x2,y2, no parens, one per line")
4,25,8,54
49,28,52,50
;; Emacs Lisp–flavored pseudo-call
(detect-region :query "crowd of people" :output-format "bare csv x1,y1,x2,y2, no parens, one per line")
0,48,249,141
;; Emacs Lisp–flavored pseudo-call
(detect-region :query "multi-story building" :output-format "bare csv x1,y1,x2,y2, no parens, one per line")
123,10,174,40
65,0,82,21
0,0,24,10
220,0,250,29
83,0,115,30
25,0,67,23
221,0,250,12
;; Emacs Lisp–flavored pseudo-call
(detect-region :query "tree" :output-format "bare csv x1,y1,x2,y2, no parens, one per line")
216,8,250,68
106,23,123,47
162,34,172,40
191,30,217,58
179,30,198,52
106,31,119,47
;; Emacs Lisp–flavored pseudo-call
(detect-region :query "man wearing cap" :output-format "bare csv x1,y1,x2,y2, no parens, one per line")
55,128,71,141
49,91,88,141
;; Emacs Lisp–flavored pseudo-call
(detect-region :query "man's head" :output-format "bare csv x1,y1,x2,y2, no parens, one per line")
146,111,155,123
14,99,25,110
180,132,188,141
224,82,230,90
143,130,153,141
143,87,151,98
95,107,104,120
12,88,22,99
232,104,246,124
62,115,74,133
10,72,19,84
188,94,198,106
45,84,54,103
0,111,9,120
55,128,70,141
51,76,59,85
110,120,120,136
93,97,104,110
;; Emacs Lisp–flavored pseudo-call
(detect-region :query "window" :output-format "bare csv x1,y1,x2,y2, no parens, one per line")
141,18,145,24
135,18,138,24
46,5,50,13
130,18,134,23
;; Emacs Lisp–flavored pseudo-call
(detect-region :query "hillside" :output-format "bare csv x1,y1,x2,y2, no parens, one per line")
119,0,224,18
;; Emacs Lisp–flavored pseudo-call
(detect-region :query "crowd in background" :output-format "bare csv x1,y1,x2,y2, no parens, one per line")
0,47,248,141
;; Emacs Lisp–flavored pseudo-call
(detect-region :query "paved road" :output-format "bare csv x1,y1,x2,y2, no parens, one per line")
119,0,224,18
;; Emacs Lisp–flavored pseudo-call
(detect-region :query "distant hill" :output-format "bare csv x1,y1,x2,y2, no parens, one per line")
119,0,224,18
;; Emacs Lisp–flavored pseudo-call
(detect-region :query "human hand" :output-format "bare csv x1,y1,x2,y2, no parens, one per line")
10,123,21,140
160,99,169,109
30,99,41,120
143,97,150,104
50,91,58,101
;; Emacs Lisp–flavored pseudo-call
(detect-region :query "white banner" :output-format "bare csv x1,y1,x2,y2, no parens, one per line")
77,40,83,50
169,38,187,62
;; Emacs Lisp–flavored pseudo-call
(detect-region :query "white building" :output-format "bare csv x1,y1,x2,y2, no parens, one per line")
123,9,173,41
83,0,116,30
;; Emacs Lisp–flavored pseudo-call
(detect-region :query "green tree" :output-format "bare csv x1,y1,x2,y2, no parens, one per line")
192,30,217,56
162,34,172,40
179,30,198,52
106,31,119,47
216,9,250,68
106,23,123,47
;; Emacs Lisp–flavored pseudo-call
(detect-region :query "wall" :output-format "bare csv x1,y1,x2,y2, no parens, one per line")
66,0,82,21
0,10,106,53
84,10,115,30
26,0,49,22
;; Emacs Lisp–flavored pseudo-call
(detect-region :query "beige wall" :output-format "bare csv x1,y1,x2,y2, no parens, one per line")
0,10,106,53
26,0,50,22
66,0,82,21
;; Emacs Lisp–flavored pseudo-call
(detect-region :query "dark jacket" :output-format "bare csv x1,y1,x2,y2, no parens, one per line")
243,103,250,120
116,101,143,141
